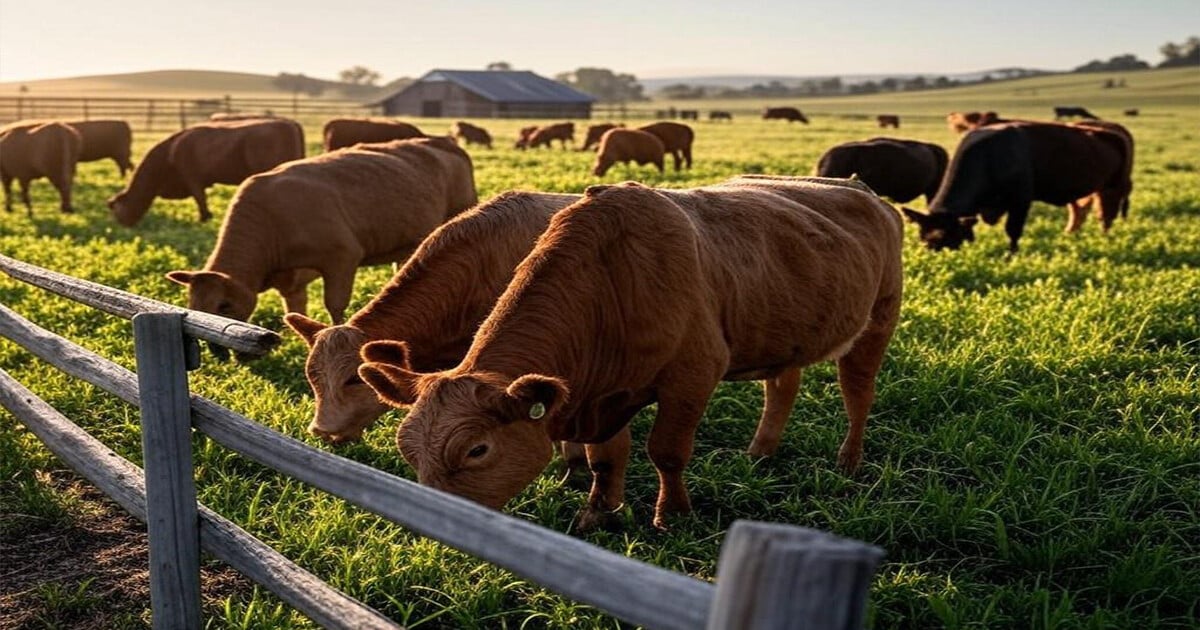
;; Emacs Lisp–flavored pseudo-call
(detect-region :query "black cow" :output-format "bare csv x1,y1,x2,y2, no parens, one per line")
902,121,1133,254
763,107,809,123
1054,106,1099,120
815,138,947,203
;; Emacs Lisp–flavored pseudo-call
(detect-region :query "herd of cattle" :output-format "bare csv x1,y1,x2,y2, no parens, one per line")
0,107,1135,528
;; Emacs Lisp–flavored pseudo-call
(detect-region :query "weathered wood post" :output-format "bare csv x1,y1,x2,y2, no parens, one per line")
147,100,155,133
179,100,187,129
706,521,884,630
82,99,89,120
133,312,202,630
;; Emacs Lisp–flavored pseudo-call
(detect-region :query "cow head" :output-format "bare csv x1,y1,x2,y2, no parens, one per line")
107,191,150,227
165,270,258,322
285,314,390,443
901,208,978,251
358,341,563,509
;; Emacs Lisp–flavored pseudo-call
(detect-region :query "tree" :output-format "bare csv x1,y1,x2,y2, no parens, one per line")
1158,36,1200,68
659,83,706,99
486,61,513,71
338,66,381,86
555,67,647,103
1074,54,1149,72
273,72,325,97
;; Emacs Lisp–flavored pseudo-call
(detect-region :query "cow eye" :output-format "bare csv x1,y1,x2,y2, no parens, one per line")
467,444,488,459
344,374,364,387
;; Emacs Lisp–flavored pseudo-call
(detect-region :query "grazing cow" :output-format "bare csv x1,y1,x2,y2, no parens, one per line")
3,119,132,177
591,128,665,176
284,191,579,443
526,122,575,149
902,121,1134,254
166,137,476,326
946,111,1002,133
1124,108,1139,117
358,176,903,530
0,122,82,216
709,111,733,122
108,119,304,226
762,107,809,123
679,110,700,121
1054,106,1099,120
581,123,623,151
876,115,901,129
514,125,539,149
323,118,424,151
816,137,948,203
451,121,493,148
637,121,694,171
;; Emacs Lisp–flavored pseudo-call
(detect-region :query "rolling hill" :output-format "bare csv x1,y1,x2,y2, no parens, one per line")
0,69,409,101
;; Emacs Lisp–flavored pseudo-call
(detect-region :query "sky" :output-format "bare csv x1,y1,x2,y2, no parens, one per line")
0,0,1194,83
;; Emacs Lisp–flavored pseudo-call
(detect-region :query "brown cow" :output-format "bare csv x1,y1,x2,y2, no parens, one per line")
762,107,809,123
514,126,539,149
526,122,575,149
580,123,623,151
166,137,476,326
2,119,132,177
359,176,903,530
323,118,424,151
877,115,901,129
284,191,579,443
946,111,1002,133
815,137,948,203
637,122,694,171
451,121,493,148
591,129,665,177
0,122,81,216
709,111,733,122
108,119,304,226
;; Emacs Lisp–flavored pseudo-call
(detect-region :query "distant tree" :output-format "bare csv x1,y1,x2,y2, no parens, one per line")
273,72,325,97
659,83,706,99
486,61,513,71
879,77,899,91
1074,54,1149,72
555,67,647,103
1158,36,1200,68
339,66,381,86
819,77,843,94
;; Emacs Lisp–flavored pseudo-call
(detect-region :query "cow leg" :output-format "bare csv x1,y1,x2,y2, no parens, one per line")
18,179,32,216
683,145,693,169
575,426,632,532
655,157,665,174
835,298,899,473
1065,198,1090,233
2,173,12,213
558,441,589,487
747,366,803,457
274,269,320,316
48,170,73,213
647,357,724,529
320,260,360,325
1004,205,1031,255
187,183,212,222
671,150,683,172
1096,191,1123,233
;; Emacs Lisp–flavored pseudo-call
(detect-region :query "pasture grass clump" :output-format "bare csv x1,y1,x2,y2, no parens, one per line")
2,88,1198,628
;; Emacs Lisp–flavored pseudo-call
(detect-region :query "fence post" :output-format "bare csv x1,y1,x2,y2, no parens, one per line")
147,100,155,133
133,312,202,630
179,100,187,129
705,521,884,630
83,99,89,120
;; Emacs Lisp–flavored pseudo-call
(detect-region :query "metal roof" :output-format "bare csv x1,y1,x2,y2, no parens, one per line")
373,69,596,105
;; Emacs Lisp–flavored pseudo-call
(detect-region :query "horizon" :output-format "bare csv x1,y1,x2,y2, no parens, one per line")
0,0,1194,85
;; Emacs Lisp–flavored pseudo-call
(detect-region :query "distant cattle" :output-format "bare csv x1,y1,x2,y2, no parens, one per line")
709,111,733,122
637,121,694,171
816,137,948,203
679,110,700,121
946,111,1002,133
876,114,900,129
323,118,424,151
526,122,575,149
902,121,1134,254
108,118,304,226
514,125,539,149
763,107,808,123
0,122,82,216
1054,106,1099,120
1123,108,1139,117
2,118,132,176
581,123,623,151
451,121,493,148
591,128,665,176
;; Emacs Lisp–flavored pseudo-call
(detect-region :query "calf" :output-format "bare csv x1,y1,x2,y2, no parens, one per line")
709,111,733,122
946,111,1002,133
451,121,493,148
1123,108,1139,117
637,121,694,171
591,128,665,176
526,122,575,149
762,107,808,123
581,123,623,151
166,137,476,326
359,176,903,530
1054,106,1099,120
323,118,424,151
815,137,947,203
876,114,901,129
514,126,539,149
0,122,81,216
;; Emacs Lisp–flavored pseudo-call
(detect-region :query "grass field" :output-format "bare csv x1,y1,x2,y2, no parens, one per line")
1,71,1198,628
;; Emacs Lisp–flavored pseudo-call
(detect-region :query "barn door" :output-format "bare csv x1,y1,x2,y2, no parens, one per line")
421,100,443,117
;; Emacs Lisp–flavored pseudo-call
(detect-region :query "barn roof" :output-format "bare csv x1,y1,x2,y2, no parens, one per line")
371,69,596,105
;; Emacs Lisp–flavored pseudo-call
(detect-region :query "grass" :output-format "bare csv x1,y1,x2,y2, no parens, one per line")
1,89,1198,629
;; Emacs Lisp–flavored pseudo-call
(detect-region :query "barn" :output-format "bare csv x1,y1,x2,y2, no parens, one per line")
370,69,595,119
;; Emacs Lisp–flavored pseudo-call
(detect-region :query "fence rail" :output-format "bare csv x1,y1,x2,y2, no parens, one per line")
0,255,884,629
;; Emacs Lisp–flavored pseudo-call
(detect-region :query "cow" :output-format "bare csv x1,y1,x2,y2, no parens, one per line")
514,126,539,149
283,191,579,443
637,121,694,171
1124,108,1139,117
2,119,132,177
526,122,575,149
451,121,493,148
580,123,623,151
902,121,1134,254
1054,106,1099,120
358,176,903,531
0,122,82,216
946,111,1002,133
679,110,700,121
108,118,304,226
876,115,901,129
709,111,733,122
591,128,665,176
815,137,948,203
165,137,477,327
762,107,808,123
323,118,424,151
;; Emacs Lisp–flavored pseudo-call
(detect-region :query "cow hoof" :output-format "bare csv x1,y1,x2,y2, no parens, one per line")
837,447,862,474
575,505,625,533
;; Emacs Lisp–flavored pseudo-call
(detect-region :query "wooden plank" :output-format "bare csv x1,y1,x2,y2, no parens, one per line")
0,368,401,630
0,302,715,630
133,313,203,629
705,521,884,630
0,253,279,357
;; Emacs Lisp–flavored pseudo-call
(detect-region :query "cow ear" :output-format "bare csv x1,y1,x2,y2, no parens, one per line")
505,374,568,422
283,313,328,347
360,340,413,370
358,362,420,406
958,216,979,227
166,271,196,285
901,208,928,224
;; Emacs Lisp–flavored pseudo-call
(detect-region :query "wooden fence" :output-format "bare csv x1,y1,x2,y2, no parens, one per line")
0,252,885,629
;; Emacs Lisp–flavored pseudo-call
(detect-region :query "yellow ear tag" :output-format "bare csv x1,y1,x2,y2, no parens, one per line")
529,402,546,420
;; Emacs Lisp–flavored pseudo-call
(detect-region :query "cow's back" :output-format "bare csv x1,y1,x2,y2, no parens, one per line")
1016,123,1126,205
171,120,303,187
67,120,133,163
0,122,81,179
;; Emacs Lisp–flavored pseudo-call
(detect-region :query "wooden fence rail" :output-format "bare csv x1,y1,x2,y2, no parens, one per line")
0,256,885,629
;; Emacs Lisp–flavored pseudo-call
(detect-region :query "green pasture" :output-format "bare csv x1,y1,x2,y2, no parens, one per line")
1,71,1198,628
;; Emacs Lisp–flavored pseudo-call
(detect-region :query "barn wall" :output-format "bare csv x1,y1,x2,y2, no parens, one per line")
382,80,591,119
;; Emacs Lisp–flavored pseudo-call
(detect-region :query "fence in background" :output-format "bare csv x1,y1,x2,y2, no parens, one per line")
0,252,884,630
